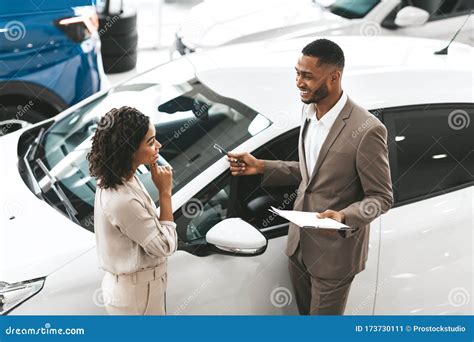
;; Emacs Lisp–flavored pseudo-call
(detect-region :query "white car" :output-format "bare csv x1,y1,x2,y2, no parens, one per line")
173,0,474,57
0,36,472,315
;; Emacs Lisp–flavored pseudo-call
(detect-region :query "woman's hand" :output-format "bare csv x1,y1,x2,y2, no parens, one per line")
151,163,173,197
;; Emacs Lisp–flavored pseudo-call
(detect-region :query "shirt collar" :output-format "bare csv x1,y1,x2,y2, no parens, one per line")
304,92,348,126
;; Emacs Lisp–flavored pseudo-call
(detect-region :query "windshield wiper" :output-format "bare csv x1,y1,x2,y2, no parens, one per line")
27,127,45,162
35,159,80,225
22,128,46,199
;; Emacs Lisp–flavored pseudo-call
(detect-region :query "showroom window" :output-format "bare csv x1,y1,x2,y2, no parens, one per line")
385,104,473,204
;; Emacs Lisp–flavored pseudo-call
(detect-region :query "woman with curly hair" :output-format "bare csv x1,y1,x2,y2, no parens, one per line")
87,106,177,315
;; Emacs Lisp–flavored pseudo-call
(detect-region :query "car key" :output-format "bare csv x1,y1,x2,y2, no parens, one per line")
214,143,241,165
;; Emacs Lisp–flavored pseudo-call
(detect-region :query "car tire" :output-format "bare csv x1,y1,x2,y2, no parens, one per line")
99,8,138,74
102,50,137,74
101,31,138,55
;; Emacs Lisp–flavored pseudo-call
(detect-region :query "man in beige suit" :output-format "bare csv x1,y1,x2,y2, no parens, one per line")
228,39,393,315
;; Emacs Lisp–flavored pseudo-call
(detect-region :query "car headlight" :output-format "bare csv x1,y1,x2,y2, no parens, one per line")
0,278,45,315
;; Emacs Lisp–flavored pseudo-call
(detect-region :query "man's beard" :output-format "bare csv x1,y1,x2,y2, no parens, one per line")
302,84,329,104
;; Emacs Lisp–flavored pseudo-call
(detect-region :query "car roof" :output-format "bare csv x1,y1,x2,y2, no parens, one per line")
190,36,473,120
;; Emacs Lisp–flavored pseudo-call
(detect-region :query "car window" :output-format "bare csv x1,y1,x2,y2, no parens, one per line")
434,0,474,18
386,104,473,204
328,0,380,19
176,128,300,244
403,0,445,17
175,176,231,243
383,0,473,28
37,78,271,232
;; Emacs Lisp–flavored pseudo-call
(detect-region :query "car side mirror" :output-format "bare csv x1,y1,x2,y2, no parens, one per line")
395,6,429,27
206,218,267,255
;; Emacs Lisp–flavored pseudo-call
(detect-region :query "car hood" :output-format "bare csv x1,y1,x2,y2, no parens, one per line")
180,0,344,48
0,130,95,284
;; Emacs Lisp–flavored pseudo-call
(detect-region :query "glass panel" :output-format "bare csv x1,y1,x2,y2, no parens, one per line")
36,77,271,231
391,105,473,202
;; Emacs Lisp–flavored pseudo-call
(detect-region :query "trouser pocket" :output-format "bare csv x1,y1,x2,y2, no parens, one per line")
142,273,167,315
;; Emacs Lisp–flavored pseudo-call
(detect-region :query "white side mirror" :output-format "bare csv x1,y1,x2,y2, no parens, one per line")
395,6,430,27
206,218,267,255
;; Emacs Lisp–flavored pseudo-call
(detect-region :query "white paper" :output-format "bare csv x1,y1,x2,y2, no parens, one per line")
269,206,350,230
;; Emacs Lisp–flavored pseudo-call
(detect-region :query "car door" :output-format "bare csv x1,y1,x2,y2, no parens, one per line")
375,104,473,314
166,130,301,315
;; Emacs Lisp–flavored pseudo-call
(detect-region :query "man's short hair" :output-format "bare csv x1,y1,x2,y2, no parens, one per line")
302,39,345,70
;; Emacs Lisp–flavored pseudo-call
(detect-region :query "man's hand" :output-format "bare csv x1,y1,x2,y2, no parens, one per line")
316,210,345,237
317,209,345,223
227,152,264,176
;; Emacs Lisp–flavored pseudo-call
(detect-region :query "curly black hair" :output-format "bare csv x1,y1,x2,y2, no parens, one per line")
87,106,150,189
302,39,345,70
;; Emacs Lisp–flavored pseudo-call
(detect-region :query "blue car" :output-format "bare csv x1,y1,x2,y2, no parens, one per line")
0,0,102,135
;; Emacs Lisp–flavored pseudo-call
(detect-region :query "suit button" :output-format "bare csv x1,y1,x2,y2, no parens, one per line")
305,189,312,194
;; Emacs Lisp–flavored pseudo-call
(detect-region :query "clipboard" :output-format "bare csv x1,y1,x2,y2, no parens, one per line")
269,206,352,230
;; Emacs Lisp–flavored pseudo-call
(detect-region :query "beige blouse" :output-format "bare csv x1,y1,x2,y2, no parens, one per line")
94,175,178,275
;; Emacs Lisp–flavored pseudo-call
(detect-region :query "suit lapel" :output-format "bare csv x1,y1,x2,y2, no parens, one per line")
299,112,310,186
298,105,309,186
307,98,354,186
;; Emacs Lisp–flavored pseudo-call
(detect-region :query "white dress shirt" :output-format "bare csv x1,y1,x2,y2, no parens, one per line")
304,92,348,176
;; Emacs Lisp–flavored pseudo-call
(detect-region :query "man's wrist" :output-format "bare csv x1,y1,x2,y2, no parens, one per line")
339,211,345,224
257,159,265,174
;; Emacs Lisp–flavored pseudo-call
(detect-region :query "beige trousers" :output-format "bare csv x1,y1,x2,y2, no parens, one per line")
101,263,167,315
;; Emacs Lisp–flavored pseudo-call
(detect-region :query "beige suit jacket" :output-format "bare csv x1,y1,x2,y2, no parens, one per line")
262,97,393,279
94,176,178,275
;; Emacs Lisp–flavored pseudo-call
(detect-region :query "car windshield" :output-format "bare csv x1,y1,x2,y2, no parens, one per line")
36,68,271,231
324,0,380,19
